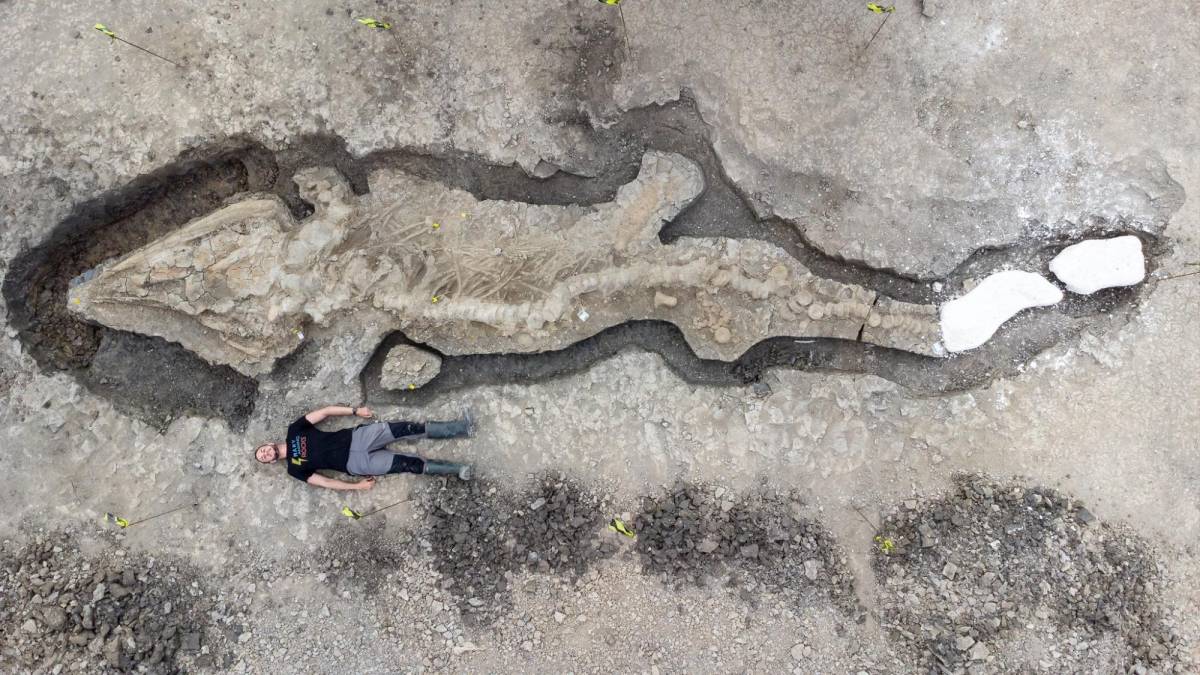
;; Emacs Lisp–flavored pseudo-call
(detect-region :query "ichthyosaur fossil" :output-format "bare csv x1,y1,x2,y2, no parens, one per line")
65,151,951,379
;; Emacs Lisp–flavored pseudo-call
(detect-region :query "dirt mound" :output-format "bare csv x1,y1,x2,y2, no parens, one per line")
420,475,619,625
633,482,857,612
873,475,1188,673
0,531,229,673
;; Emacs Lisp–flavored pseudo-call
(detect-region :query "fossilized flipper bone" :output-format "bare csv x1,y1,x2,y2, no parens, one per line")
67,151,947,377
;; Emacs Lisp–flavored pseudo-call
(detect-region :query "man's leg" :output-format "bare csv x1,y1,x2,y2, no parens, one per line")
387,421,425,441
421,458,473,480
386,453,425,475
381,452,471,480
347,423,393,475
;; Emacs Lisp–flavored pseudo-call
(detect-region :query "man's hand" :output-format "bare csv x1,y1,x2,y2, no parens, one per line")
356,476,377,490
355,407,374,419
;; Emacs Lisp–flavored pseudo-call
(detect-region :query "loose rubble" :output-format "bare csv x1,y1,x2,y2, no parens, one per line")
0,531,228,673
873,475,1188,673
633,483,857,613
420,476,619,625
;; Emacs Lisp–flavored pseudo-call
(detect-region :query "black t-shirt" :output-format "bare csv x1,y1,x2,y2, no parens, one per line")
285,416,354,482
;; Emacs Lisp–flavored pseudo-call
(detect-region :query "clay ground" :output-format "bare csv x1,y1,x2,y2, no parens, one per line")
0,1,1198,673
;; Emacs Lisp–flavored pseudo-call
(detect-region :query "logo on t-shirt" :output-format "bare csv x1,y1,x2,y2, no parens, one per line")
289,435,308,466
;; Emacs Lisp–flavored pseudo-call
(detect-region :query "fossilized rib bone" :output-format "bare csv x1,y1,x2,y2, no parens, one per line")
68,152,942,377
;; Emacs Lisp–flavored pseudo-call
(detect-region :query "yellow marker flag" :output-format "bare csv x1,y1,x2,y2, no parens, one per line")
94,23,117,39
608,518,636,538
598,0,622,5
867,3,895,13
341,506,363,520
103,512,130,528
357,17,392,30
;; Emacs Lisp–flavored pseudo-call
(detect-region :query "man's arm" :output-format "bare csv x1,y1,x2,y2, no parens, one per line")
306,474,376,491
304,405,374,424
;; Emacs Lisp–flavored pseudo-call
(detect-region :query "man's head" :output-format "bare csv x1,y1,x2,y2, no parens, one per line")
255,442,284,464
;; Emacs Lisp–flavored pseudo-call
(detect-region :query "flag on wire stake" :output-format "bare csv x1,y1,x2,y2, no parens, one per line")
341,497,414,522
860,4,896,58
597,0,631,58
94,23,185,68
102,502,199,529
357,17,403,52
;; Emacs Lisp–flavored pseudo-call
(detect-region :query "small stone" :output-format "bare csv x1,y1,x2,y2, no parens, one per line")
181,633,201,652
803,559,821,581
530,498,546,511
319,606,331,618
553,612,566,624
41,607,66,630
104,637,123,667
790,643,807,661
942,562,959,580
739,544,759,558
918,524,937,547
969,642,990,661
714,326,732,344
653,291,678,308
696,539,720,554
1075,508,1096,525
956,635,976,651
92,583,106,602
21,619,38,634
467,598,484,607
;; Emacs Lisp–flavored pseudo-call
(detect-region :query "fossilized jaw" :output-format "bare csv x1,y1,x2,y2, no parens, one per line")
66,151,955,379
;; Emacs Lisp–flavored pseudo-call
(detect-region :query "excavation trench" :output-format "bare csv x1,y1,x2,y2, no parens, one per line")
3,96,1163,427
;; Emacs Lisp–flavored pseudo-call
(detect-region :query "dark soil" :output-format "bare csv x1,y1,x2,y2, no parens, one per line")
361,306,1091,403
86,331,256,430
873,475,1188,673
2,142,268,429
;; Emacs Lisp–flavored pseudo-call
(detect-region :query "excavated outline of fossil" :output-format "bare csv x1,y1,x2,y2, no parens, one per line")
65,150,1150,383
66,152,947,379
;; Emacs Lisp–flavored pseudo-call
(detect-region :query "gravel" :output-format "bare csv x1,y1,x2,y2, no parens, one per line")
420,474,619,625
633,482,857,614
0,530,229,673
873,475,1189,673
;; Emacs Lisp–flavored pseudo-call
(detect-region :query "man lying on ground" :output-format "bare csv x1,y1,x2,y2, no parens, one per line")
254,405,472,490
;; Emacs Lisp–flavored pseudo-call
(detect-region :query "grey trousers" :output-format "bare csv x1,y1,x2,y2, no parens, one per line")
345,422,423,476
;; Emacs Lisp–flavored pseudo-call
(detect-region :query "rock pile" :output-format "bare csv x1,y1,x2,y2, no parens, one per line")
633,483,856,611
420,476,618,624
0,532,225,673
873,475,1188,673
